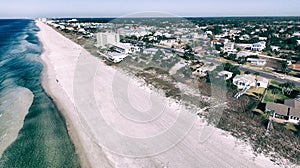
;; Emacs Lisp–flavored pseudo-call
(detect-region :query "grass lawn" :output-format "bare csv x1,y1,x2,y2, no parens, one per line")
270,80,282,87
285,123,298,132
263,89,290,103
246,87,265,98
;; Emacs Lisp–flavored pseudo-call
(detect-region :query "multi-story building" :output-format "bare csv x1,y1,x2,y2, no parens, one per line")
96,32,120,48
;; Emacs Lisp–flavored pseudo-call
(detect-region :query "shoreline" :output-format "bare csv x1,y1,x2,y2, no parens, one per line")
35,20,292,168
36,21,113,168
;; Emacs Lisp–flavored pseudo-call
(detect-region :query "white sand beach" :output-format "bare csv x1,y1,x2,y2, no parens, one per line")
36,21,290,168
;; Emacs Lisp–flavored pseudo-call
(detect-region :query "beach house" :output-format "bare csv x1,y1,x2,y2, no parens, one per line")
222,40,236,53
105,53,128,63
251,41,266,51
193,65,216,77
266,98,300,125
233,74,268,89
113,43,138,54
246,58,267,66
218,71,233,80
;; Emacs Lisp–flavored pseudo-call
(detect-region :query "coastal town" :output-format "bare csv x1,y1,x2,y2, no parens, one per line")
38,17,300,165
42,17,300,125
2,0,300,167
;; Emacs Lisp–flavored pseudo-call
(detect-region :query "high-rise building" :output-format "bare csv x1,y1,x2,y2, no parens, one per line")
96,32,120,47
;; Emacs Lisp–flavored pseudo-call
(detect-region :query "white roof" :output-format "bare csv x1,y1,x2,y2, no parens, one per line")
114,43,132,50
144,48,159,52
218,71,233,76
257,76,269,84
107,53,127,59
234,74,256,84
246,58,266,62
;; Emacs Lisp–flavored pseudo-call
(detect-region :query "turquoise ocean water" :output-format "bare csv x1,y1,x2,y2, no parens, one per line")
0,19,80,168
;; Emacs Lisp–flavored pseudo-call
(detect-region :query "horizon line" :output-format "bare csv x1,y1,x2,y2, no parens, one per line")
1,15,300,20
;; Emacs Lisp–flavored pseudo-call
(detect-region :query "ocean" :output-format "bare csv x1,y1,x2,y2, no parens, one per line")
0,19,80,167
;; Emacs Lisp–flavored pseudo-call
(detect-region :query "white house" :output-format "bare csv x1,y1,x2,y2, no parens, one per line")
271,46,280,51
259,37,268,41
246,58,267,66
239,34,250,41
113,43,138,54
193,65,216,77
233,74,268,89
292,32,300,37
236,43,252,50
218,71,233,80
297,40,300,45
96,32,120,48
222,40,235,53
256,77,269,88
237,51,252,59
205,31,213,35
233,74,256,89
251,41,266,51
105,53,128,63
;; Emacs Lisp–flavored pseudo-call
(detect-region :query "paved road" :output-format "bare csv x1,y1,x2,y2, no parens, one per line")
204,57,300,87
124,39,300,87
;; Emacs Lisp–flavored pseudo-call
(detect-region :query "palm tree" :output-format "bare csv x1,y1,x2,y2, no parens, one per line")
271,88,280,102
280,82,296,95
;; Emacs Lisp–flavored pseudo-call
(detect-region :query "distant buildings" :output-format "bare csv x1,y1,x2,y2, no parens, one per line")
237,51,251,59
239,34,250,41
251,41,266,51
292,32,300,37
222,40,235,53
258,37,268,41
96,32,120,48
143,48,159,55
246,58,267,66
270,46,280,52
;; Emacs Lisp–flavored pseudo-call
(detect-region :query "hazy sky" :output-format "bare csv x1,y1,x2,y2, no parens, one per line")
1,0,300,18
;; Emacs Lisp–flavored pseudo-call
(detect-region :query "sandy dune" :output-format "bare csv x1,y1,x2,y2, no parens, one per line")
36,21,286,168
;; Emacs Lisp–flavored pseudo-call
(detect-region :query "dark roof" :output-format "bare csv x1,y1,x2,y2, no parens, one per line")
284,98,300,109
266,102,289,116
266,99,300,118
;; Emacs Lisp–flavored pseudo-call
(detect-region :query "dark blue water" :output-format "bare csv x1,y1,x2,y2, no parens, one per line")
0,19,80,168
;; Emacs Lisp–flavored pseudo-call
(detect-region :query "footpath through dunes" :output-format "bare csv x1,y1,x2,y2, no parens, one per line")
36,21,284,168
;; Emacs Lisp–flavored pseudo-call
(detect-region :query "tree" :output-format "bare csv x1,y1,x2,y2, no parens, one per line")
228,54,237,61
254,72,260,76
245,71,251,74
212,25,222,35
238,57,246,65
281,61,291,74
280,82,296,95
223,63,240,76
183,44,192,52
182,52,195,60
271,88,280,102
